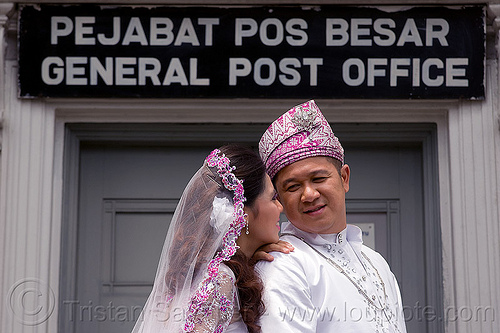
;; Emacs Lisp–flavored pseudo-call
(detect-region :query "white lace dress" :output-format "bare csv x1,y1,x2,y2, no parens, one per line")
220,264,248,333
192,264,247,333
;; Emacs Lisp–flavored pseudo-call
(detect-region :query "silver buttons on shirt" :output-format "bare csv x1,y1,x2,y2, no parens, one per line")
338,233,343,244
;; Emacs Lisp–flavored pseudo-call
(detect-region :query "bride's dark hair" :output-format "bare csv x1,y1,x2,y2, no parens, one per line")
219,144,266,333
163,144,266,332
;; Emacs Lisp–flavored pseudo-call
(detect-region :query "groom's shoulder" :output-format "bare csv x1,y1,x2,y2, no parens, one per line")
361,244,393,273
255,235,314,275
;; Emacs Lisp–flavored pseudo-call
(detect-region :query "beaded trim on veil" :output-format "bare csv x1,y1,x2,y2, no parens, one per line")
183,149,247,332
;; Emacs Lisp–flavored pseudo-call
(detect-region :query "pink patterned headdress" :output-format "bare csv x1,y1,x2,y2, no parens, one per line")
259,100,344,179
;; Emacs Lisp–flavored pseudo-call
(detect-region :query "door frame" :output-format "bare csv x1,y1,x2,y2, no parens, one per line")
58,122,442,333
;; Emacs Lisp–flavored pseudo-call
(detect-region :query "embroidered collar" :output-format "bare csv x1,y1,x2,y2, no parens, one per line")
280,222,363,251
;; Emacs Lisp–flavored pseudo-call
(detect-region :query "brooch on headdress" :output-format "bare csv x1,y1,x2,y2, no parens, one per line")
291,105,316,132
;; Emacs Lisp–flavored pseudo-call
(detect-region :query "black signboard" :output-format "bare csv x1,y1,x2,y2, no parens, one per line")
19,5,485,99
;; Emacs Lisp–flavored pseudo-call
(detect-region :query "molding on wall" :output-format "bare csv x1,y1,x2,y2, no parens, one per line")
441,60,500,333
0,3,14,123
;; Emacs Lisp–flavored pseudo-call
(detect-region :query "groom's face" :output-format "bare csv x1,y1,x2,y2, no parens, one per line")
274,156,350,234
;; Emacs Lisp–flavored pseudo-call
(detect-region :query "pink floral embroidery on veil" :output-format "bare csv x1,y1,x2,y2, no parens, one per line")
184,149,247,332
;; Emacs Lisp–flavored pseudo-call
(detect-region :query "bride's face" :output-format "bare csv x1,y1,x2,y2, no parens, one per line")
245,174,283,248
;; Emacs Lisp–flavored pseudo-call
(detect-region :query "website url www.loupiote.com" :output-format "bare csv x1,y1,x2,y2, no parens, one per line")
274,303,495,323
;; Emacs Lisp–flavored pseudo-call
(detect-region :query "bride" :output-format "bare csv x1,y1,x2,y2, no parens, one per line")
131,144,291,333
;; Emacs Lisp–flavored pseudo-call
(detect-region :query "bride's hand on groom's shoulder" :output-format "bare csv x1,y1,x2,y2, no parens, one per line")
250,240,294,264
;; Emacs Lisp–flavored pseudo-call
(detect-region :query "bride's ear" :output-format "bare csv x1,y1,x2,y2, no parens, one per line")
243,207,253,222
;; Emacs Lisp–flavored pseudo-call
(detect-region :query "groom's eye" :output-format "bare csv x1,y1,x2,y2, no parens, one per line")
313,177,327,182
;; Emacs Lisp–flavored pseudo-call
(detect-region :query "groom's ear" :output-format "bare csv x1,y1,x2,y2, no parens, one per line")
340,164,350,193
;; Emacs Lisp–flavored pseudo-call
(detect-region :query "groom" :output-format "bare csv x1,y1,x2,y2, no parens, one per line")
256,100,407,332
